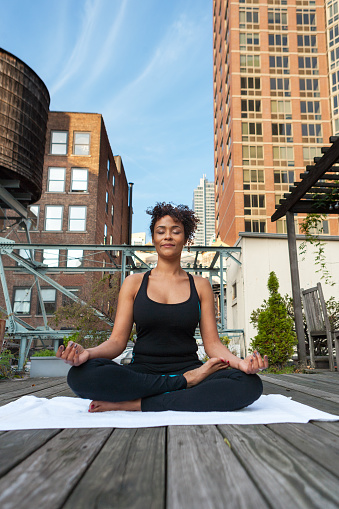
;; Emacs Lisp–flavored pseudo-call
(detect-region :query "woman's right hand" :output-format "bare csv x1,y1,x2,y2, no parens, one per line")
56,341,89,366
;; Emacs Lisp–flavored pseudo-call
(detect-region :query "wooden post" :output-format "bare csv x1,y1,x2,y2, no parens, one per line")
286,211,307,364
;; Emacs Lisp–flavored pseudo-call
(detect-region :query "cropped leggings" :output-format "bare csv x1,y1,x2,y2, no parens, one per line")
67,358,263,412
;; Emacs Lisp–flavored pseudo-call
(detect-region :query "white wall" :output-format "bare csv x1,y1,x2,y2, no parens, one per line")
226,233,339,354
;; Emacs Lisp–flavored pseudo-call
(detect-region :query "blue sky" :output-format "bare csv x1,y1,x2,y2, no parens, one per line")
1,0,213,237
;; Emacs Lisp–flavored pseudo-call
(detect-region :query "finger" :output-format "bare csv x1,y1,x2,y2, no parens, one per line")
73,348,80,366
56,345,64,358
255,351,265,370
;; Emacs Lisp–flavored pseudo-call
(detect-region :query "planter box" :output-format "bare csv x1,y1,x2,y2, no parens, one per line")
30,357,71,378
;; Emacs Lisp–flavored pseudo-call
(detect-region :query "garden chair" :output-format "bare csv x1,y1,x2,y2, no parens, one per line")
301,283,339,372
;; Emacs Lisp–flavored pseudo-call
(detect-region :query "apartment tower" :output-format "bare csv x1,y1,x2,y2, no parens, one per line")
193,175,216,245
213,0,339,246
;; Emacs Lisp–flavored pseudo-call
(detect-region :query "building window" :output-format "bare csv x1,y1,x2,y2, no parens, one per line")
106,191,109,214
269,56,289,74
276,219,299,234
50,131,68,155
270,78,290,96
297,34,317,51
241,77,261,95
244,194,265,215
268,8,287,27
111,205,114,225
42,249,59,267
328,1,339,26
303,146,322,162
301,124,322,143
239,7,259,27
28,205,39,230
274,170,294,191
45,206,63,231
330,46,339,70
296,9,316,29
62,288,80,306
240,54,260,72
104,224,108,244
244,219,266,233
298,56,318,75
242,123,262,141
67,250,83,267
18,248,31,264
37,288,57,315
329,24,339,47
71,168,88,192
273,146,294,166
300,101,321,119
271,100,292,119
272,123,293,142
242,145,264,165
47,168,66,192
13,288,31,315
107,158,110,179
243,169,265,191
232,283,237,301
241,99,261,118
239,32,259,50
69,206,87,231
73,132,90,156
299,78,319,97
112,175,115,193
268,34,288,51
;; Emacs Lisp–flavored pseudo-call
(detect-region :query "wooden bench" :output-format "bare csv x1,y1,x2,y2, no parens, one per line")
301,283,339,371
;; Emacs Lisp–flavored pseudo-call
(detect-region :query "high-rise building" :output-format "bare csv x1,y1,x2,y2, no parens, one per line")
193,175,216,245
213,0,339,246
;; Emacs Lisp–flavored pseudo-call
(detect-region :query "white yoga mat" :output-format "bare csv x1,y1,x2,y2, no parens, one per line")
0,394,337,430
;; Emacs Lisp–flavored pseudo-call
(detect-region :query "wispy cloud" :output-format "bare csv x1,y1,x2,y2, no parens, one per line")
49,0,103,96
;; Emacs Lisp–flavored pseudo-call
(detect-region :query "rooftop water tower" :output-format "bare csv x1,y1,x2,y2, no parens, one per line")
0,48,50,213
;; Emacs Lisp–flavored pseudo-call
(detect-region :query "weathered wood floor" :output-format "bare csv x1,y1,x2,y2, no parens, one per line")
0,373,338,509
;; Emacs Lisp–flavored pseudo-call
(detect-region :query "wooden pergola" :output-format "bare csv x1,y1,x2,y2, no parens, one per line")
271,136,339,364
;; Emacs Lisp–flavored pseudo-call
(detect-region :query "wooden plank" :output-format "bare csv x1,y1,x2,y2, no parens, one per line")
217,424,339,508
0,377,66,395
312,421,339,437
260,374,339,404
267,422,339,477
294,373,339,385
167,425,268,509
0,379,68,401
0,427,112,509
63,427,166,509
276,374,339,395
262,380,339,415
0,429,61,477
0,383,69,406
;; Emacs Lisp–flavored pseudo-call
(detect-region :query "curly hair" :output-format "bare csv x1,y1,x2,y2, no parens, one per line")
146,202,199,245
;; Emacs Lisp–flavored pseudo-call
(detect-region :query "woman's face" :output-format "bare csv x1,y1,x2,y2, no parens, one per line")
152,215,186,257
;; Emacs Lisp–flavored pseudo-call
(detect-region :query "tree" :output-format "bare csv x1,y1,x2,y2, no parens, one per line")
250,272,297,368
53,274,120,348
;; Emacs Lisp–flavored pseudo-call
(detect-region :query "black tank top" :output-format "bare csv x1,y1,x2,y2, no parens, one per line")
132,270,201,369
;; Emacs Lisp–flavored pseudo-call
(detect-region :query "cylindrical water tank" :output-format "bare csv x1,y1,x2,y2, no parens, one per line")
0,48,50,204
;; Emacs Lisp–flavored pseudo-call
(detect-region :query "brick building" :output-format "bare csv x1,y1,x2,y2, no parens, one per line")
2,111,130,328
213,0,339,246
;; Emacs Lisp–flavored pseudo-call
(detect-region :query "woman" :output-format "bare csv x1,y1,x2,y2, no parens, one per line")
57,203,268,412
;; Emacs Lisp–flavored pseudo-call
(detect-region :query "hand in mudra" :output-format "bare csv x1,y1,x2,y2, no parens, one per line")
238,350,268,375
56,341,89,366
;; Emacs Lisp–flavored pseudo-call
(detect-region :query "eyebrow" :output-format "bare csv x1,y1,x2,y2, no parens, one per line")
155,224,182,229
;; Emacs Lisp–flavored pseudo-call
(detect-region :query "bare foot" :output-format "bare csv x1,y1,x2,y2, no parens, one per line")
89,398,142,412
183,358,229,388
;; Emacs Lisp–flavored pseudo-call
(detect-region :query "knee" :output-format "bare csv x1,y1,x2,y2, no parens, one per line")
67,359,97,393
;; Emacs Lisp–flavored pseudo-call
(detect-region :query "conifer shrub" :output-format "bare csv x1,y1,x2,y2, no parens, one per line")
250,271,297,368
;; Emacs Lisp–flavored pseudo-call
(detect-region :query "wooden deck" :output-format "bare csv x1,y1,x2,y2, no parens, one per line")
0,373,338,509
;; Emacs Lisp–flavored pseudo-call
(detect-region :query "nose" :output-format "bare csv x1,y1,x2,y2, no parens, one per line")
164,229,173,239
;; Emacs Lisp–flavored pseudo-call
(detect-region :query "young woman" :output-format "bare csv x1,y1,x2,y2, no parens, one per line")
57,203,268,412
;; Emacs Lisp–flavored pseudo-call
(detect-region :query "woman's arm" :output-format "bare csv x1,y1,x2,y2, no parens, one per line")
196,277,268,374
56,274,142,366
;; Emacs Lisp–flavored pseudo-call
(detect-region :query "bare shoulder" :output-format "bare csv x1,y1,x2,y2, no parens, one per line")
192,275,213,299
120,273,145,299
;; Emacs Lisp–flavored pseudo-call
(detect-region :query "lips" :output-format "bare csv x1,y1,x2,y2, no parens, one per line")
161,244,175,247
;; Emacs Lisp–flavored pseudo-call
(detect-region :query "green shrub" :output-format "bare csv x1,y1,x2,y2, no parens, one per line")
250,271,297,369
32,349,56,357
0,349,14,379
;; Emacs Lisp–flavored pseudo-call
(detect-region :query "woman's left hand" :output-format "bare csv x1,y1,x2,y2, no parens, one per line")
238,350,268,375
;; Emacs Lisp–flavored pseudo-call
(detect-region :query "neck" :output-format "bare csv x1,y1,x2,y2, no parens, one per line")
152,256,184,276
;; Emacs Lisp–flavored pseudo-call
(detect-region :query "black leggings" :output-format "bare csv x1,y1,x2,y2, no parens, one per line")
67,358,263,412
